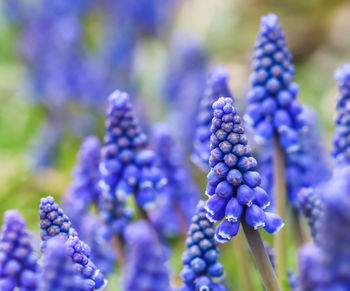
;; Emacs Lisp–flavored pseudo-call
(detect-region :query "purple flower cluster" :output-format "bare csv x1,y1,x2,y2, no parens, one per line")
18,0,97,106
63,136,101,234
205,97,283,242
192,66,233,171
298,167,350,290
39,237,86,291
245,13,305,152
332,63,350,165
179,200,226,291
98,90,166,235
150,123,199,237
0,210,38,291
103,0,177,38
258,106,330,207
62,136,116,275
39,196,105,290
298,187,322,239
79,215,116,276
164,34,208,152
39,196,77,246
124,220,171,291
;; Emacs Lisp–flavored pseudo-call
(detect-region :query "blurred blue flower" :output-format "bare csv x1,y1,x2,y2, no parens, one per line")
62,136,116,275
39,196,106,289
298,187,322,240
164,34,208,152
205,97,283,242
298,166,350,290
258,105,330,207
79,215,116,276
288,271,298,291
124,220,171,291
98,91,166,236
192,66,233,171
245,13,305,152
332,63,350,165
39,237,89,291
63,136,101,233
0,210,39,291
179,200,227,291
150,123,200,238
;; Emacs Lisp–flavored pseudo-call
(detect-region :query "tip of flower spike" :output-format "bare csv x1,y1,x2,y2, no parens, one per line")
208,65,230,88
82,135,101,150
196,200,206,212
108,90,130,109
212,96,234,111
334,63,350,83
261,13,279,29
4,209,25,224
124,220,153,244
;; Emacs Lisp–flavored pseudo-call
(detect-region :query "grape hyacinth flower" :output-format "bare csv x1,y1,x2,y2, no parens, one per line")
39,237,87,291
39,196,106,289
63,135,101,234
298,187,322,240
98,90,166,235
245,13,305,152
192,66,233,171
123,220,171,291
284,106,330,206
0,210,39,291
81,216,116,276
179,200,227,291
298,166,350,290
205,97,283,242
164,34,208,152
61,136,115,275
258,106,330,207
150,123,200,237
332,63,350,165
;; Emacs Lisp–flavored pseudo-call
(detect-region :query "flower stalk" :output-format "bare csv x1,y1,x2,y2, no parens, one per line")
273,134,287,284
291,208,305,246
242,220,281,291
235,228,255,291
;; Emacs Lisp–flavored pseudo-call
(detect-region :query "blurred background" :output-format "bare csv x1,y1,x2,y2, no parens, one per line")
0,0,349,289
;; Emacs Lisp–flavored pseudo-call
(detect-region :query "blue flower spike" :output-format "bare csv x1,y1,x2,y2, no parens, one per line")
332,63,350,165
150,123,200,237
205,97,283,243
63,135,101,235
62,136,115,275
179,200,227,291
192,66,233,171
164,34,208,152
298,166,350,290
124,220,171,291
39,196,106,290
39,237,86,291
298,187,322,239
98,90,166,236
0,210,39,291
258,105,331,207
245,13,305,152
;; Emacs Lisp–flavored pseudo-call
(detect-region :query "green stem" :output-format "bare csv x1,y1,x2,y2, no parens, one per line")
291,207,305,247
111,233,126,268
242,220,281,291
273,134,287,284
235,227,255,291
